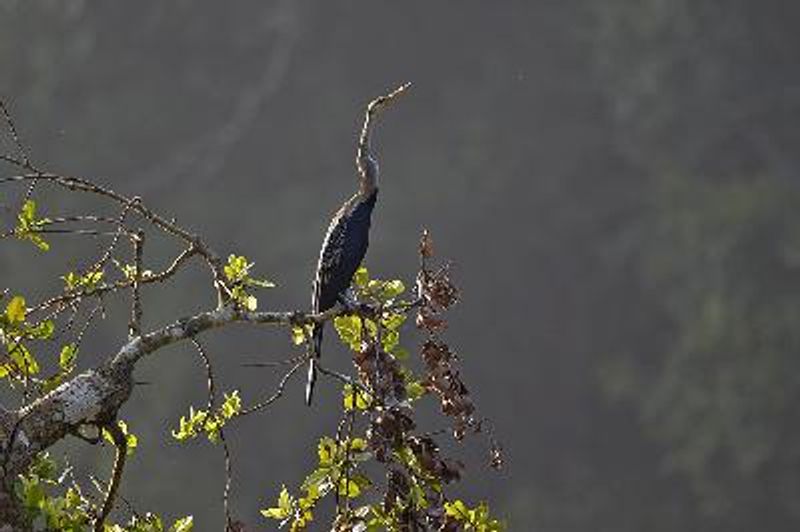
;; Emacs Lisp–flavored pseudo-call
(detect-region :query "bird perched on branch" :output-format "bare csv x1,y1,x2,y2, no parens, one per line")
306,84,410,405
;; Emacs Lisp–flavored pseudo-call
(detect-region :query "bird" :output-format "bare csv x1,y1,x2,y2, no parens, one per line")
305,84,409,405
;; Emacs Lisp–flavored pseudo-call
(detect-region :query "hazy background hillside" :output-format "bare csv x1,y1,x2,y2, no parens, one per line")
2,1,800,530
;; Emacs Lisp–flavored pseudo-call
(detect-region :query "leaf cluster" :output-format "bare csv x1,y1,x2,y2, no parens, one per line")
172,390,242,443
13,453,193,532
223,254,274,311
14,200,50,251
261,235,503,531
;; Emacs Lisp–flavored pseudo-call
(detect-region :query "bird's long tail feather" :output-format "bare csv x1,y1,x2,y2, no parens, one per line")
305,324,323,405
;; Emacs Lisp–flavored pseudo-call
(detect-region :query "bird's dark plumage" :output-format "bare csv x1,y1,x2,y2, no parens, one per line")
305,181,378,405
304,83,408,405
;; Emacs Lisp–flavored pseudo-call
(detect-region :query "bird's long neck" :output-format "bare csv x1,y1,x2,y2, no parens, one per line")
357,148,379,198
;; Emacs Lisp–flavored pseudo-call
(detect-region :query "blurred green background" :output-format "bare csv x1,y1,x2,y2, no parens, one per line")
2,1,800,530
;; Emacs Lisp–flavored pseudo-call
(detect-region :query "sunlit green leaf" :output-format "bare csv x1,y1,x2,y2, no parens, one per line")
103,420,138,456
15,200,50,251
381,312,406,331
382,280,405,300
334,315,362,351
10,342,39,375
261,485,293,520
26,319,54,340
343,384,372,411
318,437,336,467
221,390,242,419
291,325,307,346
354,266,369,287
59,343,78,372
337,473,371,499
170,516,194,532
6,295,26,325
406,380,426,401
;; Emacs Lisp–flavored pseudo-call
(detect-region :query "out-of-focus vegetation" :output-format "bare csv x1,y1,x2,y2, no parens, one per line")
1,1,799,530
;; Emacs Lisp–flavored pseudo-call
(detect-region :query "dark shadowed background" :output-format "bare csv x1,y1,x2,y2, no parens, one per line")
2,1,800,530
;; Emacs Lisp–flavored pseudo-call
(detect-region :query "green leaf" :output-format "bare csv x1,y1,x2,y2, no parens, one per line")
26,319,54,340
28,452,58,481
354,266,369,287
381,330,400,352
6,295,26,325
15,200,50,251
171,406,209,442
318,437,337,467
381,312,406,331
302,467,332,495
170,516,194,532
381,280,405,300
224,254,273,310
338,473,371,499
221,390,242,419
172,391,241,444
343,384,372,411
409,478,427,509
261,486,293,520
59,343,78,372
291,325,308,346
334,315,362,351
62,270,104,292
364,319,378,339
444,500,505,531
349,438,367,452
224,255,251,282
445,499,471,520
10,342,39,375
406,380,427,401
103,420,138,456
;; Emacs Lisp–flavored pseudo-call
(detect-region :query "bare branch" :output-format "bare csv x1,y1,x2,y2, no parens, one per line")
93,421,127,532
239,359,305,416
128,230,145,339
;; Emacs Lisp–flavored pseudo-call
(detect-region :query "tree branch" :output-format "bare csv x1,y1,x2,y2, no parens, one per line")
93,421,127,532
0,305,339,477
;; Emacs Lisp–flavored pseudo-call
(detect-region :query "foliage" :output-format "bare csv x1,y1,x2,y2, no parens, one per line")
172,390,242,443
63,270,105,293
0,84,502,531
103,420,139,456
14,200,50,251
13,453,192,532
223,254,274,310
260,253,503,531
0,294,55,380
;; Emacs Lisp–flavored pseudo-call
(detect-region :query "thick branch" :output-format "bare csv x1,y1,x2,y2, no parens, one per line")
0,305,337,477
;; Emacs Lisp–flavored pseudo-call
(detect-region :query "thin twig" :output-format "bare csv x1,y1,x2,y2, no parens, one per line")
90,197,139,274
241,353,307,368
190,337,234,531
0,99,32,169
0,172,228,302
128,230,144,338
239,359,305,416
93,421,127,532
30,245,198,316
